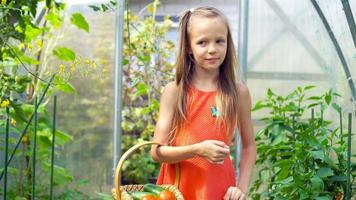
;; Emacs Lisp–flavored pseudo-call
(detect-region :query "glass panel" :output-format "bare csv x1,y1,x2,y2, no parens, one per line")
52,1,115,195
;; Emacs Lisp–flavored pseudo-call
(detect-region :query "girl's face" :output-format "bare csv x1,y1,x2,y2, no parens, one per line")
188,16,228,73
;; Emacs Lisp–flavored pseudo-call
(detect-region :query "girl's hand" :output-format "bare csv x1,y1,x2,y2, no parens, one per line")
195,140,230,164
223,186,246,200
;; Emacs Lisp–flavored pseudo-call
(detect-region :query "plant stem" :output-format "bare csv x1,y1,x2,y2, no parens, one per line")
31,97,38,200
311,108,315,134
346,113,352,200
50,96,57,200
4,107,10,200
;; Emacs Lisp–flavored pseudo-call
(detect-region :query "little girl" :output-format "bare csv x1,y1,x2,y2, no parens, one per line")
151,6,256,200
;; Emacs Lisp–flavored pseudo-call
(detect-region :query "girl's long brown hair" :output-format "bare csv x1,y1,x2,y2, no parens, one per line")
169,6,240,144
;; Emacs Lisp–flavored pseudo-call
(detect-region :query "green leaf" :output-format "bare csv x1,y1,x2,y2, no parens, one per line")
43,163,73,186
324,156,337,168
331,102,341,114
316,167,334,178
101,4,109,12
46,0,52,8
285,93,295,102
54,78,76,94
11,103,27,123
271,133,284,146
89,5,101,11
304,85,316,90
314,196,330,200
53,76,77,94
305,134,320,146
70,13,89,33
24,24,41,42
296,86,302,93
311,150,324,161
260,169,270,182
54,2,65,10
307,96,322,101
332,92,341,97
277,176,293,184
267,88,274,98
252,101,268,111
37,128,52,147
331,175,347,181
46,10,62,28
0,123,20,135
122,59,129,65
14,75,32,85
150,99,159,111
96,192,112,200
134,82,149,98
18,54,40,65
53,47,76,61
272,159,293,168
138,55,151,63
0,167,19,178
30,1,38,17
55,130,73,146
307,102,322,109
276,166,290,181
23,103,46,115
311,176,324,191
324,93,332,105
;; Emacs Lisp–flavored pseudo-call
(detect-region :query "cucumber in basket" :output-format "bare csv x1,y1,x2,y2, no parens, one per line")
128,191,156,200
143,184,164,195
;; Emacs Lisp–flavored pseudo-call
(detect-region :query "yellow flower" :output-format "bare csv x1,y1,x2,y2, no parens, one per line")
59,64,65,74
85,59,91,65
11,118,16,126
1,0,7,5
36,40,42,48
102,68,108,74
0,99,10,108
22,135,29,143
92,61,97,69
27,43,33,51
70,64,76,72
19,43,25,50
100,59,108,65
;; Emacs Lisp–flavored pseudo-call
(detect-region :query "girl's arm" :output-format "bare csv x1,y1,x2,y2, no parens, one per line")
235,83,256,193
150,82,230,164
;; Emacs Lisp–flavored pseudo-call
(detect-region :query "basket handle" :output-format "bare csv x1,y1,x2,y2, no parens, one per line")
115,141,180,200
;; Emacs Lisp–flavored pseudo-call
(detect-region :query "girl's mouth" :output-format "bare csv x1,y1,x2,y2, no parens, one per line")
205,58,219,63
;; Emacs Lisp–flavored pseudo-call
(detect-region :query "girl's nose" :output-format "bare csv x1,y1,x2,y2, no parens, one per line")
208,44,217,54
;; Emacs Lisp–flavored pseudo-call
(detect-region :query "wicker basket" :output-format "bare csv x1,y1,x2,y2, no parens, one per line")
112,141,184,200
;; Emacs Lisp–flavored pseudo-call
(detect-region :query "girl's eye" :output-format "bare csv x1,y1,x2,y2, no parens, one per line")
197,41,206,45
217,39,225,43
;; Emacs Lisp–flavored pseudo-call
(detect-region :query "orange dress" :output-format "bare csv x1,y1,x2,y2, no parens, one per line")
156,86,236,200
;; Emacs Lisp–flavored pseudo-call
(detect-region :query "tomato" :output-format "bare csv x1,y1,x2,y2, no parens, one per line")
157,190,176,200
335,192,342,200
141,194,157,200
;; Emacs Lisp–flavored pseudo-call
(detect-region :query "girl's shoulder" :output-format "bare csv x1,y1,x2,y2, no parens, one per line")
160,81,179,100
236,82,249,95
163,81,178,93
236,82,251,102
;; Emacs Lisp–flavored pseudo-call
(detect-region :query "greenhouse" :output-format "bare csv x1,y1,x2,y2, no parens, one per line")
0,0,355,199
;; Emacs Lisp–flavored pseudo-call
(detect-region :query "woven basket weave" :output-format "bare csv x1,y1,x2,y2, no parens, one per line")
112,141,184,200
